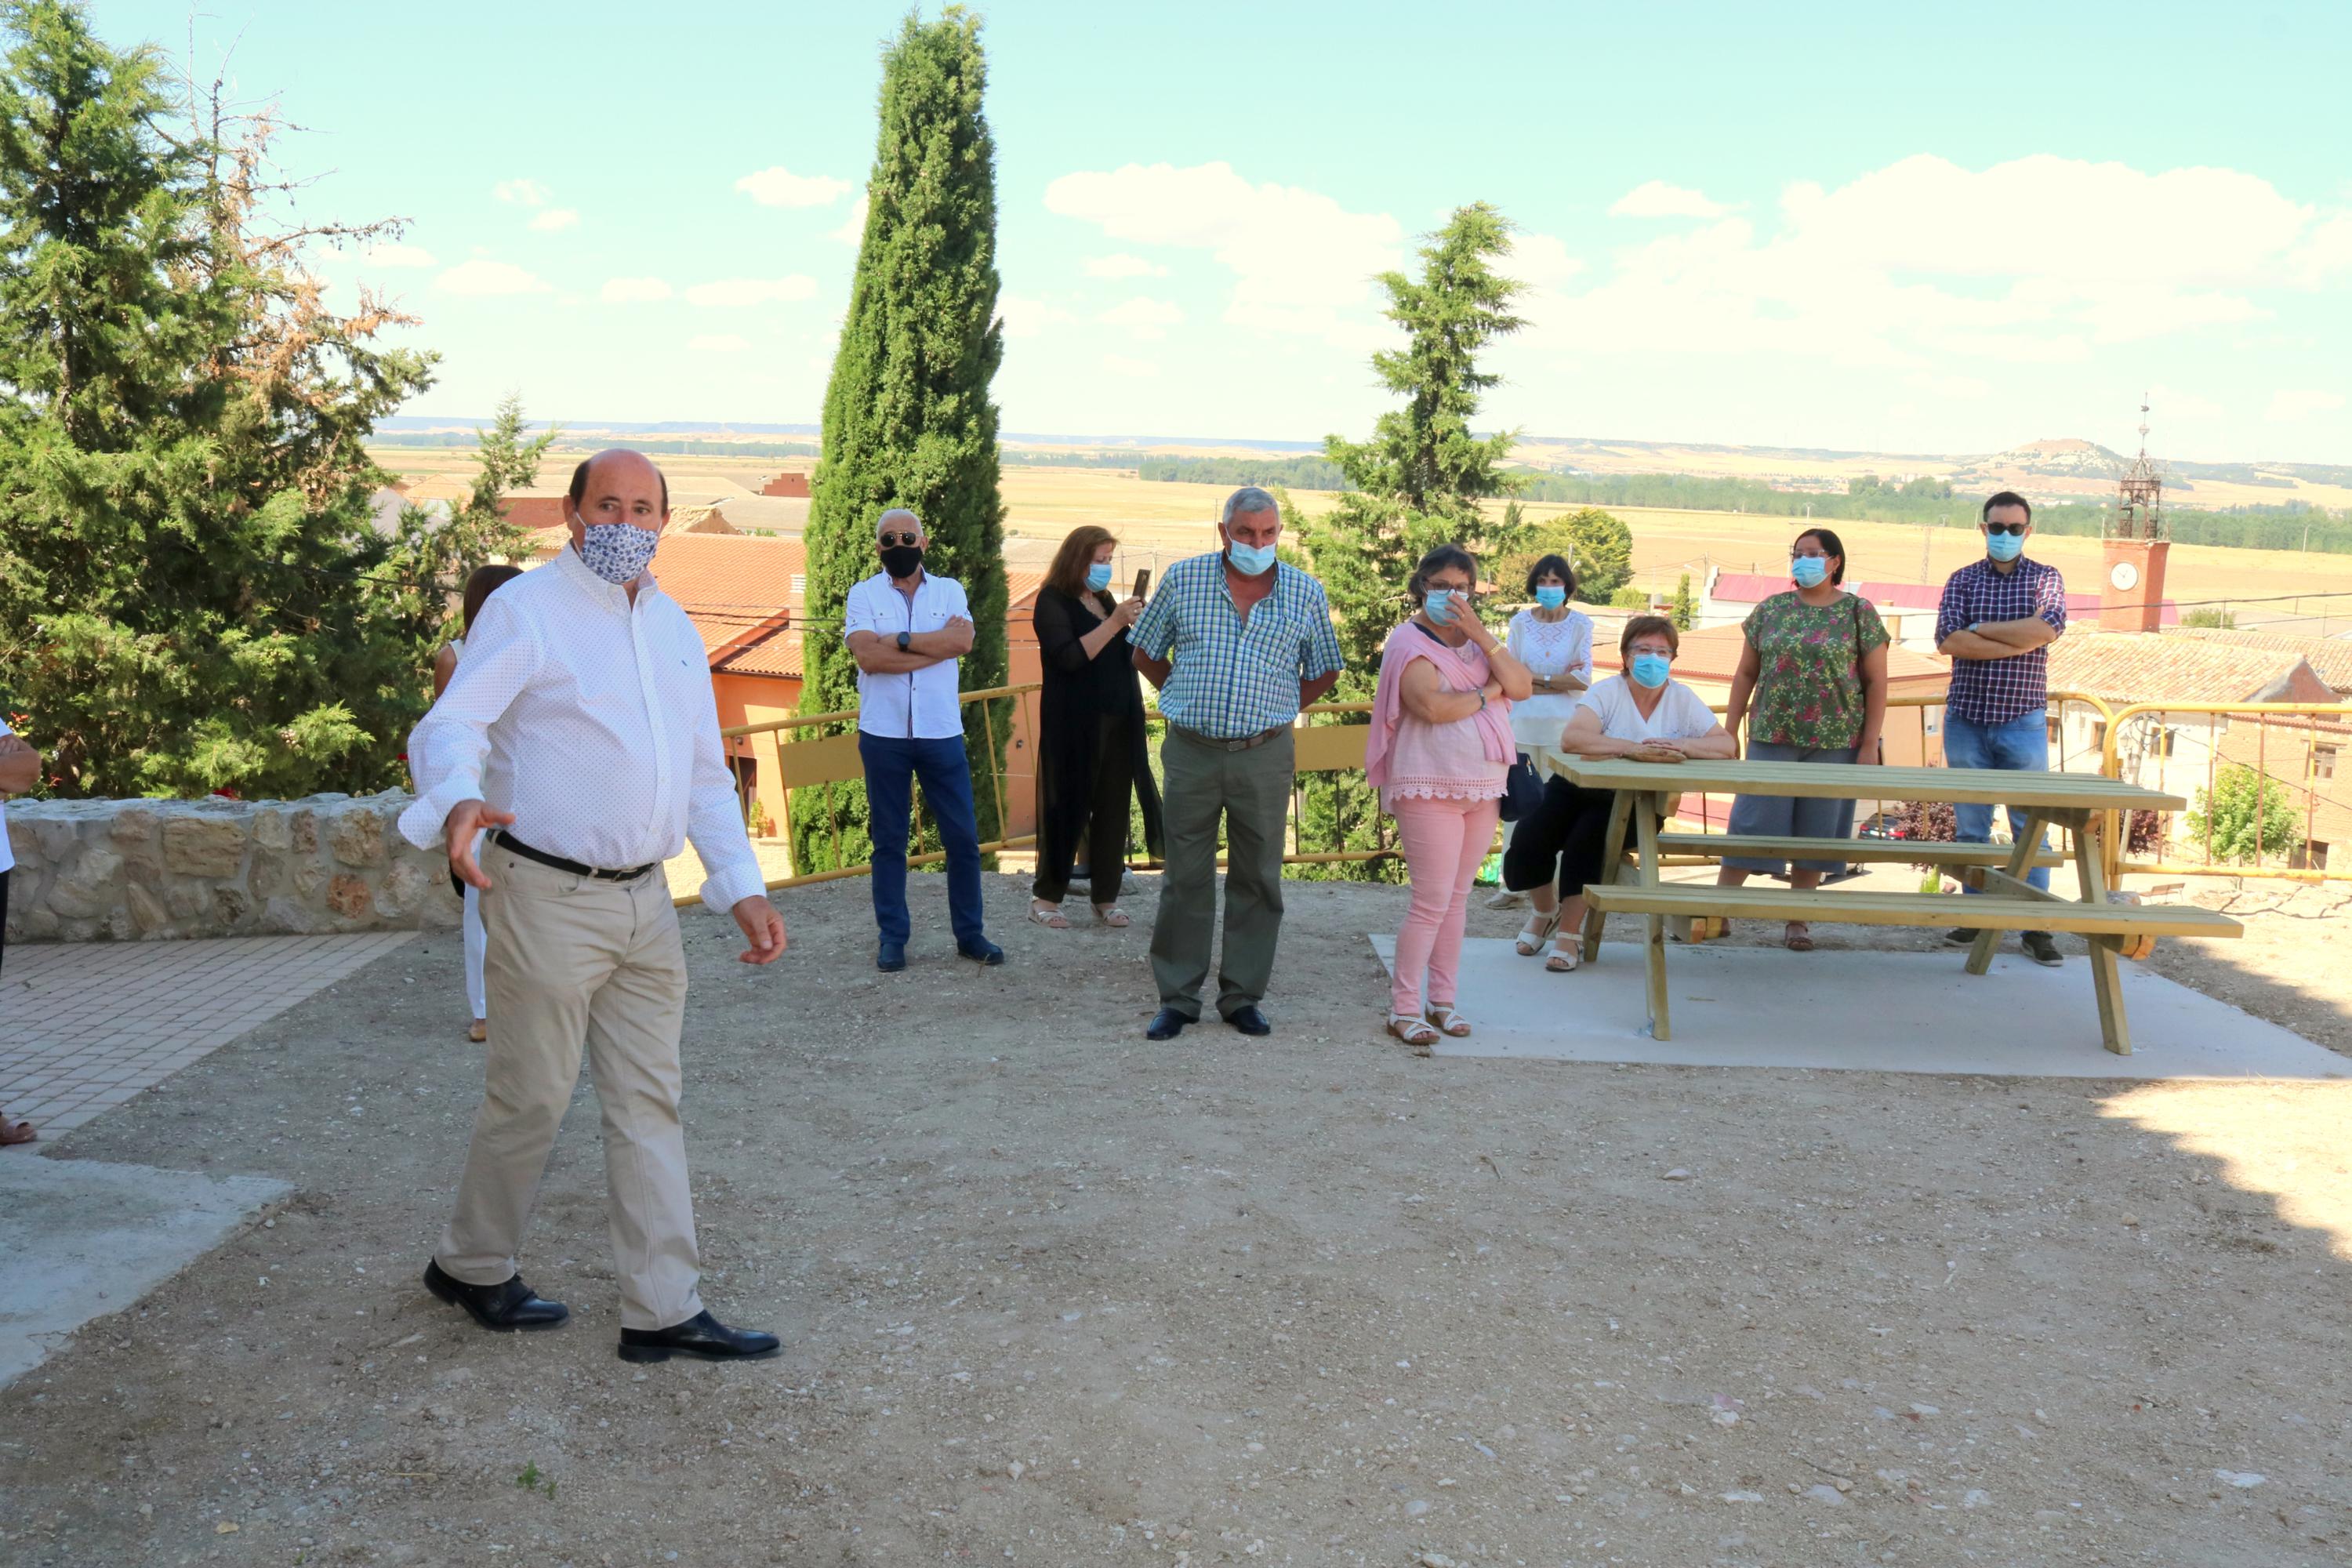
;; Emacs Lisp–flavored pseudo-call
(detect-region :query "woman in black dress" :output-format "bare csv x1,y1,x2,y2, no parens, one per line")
1030,524,1163,928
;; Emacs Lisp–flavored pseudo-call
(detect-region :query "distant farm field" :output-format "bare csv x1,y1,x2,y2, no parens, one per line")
372,449,2352,635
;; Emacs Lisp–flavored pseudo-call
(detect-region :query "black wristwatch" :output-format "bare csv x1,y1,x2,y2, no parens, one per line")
896,630,912,651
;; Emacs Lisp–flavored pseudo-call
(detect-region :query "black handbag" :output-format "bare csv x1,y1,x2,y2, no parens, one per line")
1499,752,1545,823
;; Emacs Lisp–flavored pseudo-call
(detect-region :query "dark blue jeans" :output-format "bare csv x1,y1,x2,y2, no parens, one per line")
1944,711,2053,895
859,732,986,946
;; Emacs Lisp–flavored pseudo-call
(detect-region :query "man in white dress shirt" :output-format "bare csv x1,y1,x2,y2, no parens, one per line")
401,448,789,1363
844,508,1004,972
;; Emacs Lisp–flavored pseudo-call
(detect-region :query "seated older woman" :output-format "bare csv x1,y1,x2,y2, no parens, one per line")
1501,615,1736,971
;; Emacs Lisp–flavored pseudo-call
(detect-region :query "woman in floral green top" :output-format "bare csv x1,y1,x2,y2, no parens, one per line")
1719,528,1890,950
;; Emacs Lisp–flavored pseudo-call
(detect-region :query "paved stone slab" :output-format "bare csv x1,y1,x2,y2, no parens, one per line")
1370,936,2351,1080
0,931,415,1138
0,1156,292,1388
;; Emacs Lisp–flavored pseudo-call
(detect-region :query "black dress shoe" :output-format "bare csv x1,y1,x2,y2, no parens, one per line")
877,939,907,972
423,1259,568,1332
1145,1006,1191,1041
618,1308,781,1364
1224,1004,1272,1036
957,936,1005,966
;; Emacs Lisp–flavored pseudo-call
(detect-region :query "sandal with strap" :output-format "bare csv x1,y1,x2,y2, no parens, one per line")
1545,935,1582,973
1093,903,1131,928
1385,1011,1441,1053
1514,911,1560,956
1424,1005,1472,1038
1027,901,1070,930
1783,922,1814,952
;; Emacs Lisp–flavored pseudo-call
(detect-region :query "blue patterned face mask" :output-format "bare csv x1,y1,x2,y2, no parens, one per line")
579,522,659,585
1086,562,1115,592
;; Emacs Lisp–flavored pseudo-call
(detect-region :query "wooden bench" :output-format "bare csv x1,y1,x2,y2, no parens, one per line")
1654,833,2063,869
1557,757,2238,1054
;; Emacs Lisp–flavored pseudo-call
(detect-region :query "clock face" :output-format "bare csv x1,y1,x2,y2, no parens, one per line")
2110,561,2140,591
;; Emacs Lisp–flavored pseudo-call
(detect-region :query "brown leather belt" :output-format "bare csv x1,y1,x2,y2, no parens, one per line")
1171,723,1289,753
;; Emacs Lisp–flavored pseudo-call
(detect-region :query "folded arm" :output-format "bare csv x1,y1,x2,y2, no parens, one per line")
848,617,971,674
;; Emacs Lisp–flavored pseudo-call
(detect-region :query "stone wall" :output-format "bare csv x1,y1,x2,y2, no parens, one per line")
3,792,460,942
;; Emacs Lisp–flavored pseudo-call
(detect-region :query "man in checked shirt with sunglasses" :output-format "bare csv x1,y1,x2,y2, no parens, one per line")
1934,490,2068,967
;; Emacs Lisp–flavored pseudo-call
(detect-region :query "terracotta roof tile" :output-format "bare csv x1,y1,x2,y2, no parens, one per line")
2169,626,2352,694
2045,629,2323,704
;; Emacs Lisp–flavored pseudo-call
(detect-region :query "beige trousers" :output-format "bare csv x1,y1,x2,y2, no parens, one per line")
436,840,702,1331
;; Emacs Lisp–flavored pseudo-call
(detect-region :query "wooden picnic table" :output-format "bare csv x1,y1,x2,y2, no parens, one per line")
1561,758,2242,1054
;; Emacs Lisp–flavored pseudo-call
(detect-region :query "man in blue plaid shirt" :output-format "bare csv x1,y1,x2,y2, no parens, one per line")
1132,487,1344,1040
1934,490,2067,967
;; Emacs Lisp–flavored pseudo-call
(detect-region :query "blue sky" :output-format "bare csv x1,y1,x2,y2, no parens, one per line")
98,1,2352,462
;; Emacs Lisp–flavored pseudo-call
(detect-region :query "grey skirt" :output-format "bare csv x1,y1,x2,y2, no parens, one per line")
1724,741,1861,874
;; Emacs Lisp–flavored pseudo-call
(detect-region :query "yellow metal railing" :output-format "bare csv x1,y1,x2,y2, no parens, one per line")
2096,701,2352,885
693,679,2349,906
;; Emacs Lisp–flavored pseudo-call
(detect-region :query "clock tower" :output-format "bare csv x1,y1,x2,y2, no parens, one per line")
2100,399,2169,633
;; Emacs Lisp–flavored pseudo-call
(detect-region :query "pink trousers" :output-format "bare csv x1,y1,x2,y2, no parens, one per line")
1388,795,1502,1016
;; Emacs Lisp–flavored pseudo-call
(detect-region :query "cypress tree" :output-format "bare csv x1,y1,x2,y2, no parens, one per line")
1295,202,1529,879
0,0,439,799
793,7,1006,873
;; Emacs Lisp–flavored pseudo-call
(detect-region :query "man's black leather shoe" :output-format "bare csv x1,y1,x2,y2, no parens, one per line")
423,1259,568,1332
877,940,907,972
1225,1004,1272,1036
957,937,1005,966
1145,1007,1191,1041
618,1309,781,1364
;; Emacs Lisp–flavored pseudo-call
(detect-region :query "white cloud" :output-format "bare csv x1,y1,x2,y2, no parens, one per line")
601,276,673,303
735,165,853,208
360,241,437,269
1100,353,1160,379
436,258,550,297
1610,180,1731,220
999,294,1076,339
1530,154,2325,372
1083,252,1168,278
1045,161,1404,347
688,334,749,353
1097,296,1184,340
1507,232,1585,289
829,194,869,246
492,178,550,206
684,276,818,307
2267,389,2345,422
528,208,580,233
2147,383,2224,423
2286,212,2352,287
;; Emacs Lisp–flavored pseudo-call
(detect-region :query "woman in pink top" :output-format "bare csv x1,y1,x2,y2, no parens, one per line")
1364,543,1534,1050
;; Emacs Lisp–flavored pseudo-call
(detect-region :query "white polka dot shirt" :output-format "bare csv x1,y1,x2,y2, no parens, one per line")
397,546,767,913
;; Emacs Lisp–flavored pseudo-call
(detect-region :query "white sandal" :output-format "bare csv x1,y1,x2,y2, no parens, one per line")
1545,935,1581,973
1424,1006,1472,1038
1515,911,1560,956
1027,902,1069,929
1093,903,1131,927
1386,1011,1441,1054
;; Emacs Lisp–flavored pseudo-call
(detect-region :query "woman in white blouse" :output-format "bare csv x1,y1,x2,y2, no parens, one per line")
1501,554,1593,946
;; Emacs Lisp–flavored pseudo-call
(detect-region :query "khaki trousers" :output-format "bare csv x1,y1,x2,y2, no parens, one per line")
1149,726,1294,1020
436,840,701,1331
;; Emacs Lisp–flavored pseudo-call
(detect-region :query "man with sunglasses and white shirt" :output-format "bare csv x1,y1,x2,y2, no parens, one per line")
1933,490,2067,967
843,508,1003,972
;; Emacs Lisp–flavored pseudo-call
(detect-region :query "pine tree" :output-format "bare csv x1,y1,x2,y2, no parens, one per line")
454,392,559,541
792,7,1005,873
0,1,437,800
1671,572,1696,630
1295,202,1529,879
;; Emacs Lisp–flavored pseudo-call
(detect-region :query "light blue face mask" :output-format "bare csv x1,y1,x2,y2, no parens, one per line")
1424,588,1458,624
1629,653,1672,689
579,522,659,586
1227,539,1278,575
1085,562,1115,592
1984,528,2026,563
1534,584,1566,610
1791,555,1830,590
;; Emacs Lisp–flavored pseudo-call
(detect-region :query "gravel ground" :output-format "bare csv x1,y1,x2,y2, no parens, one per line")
3,872,2349,1568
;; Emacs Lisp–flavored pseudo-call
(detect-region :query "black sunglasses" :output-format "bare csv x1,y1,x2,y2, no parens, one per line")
1984,521,2028,536
879,531,921,548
